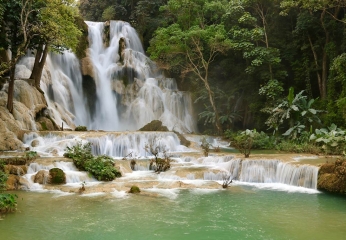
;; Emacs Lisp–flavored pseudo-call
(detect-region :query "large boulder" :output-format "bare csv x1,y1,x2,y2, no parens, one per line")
49,168,66,184
0,80,49,150
139,120,169,132
318,159,346,194
4,165,27,176
34,170,49,184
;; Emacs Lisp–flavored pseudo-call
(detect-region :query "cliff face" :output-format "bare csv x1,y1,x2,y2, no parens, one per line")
0,80,54,150
318,159,346,194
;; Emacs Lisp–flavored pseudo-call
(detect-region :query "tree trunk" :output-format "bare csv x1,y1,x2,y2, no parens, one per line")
308,34,324,98
7,61,16,113
30,43,48,94
202,77,222,134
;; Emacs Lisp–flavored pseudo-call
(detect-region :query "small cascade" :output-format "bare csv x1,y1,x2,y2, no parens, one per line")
88,132,191,158
240,160,319,189
22,162,96,190
23,132,85,156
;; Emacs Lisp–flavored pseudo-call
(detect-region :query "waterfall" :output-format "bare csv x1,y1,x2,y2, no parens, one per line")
16,21,196,132
239,160,319,189
81,20,196,132
87,132,191,158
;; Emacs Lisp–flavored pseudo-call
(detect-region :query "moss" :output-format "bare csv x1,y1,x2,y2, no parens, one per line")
139,120,169,132
75,126,88,131
173,131,190,147
129,185,140,194
318,159,346,194
40,122,48,131
49,168,66,184
74,16,89,59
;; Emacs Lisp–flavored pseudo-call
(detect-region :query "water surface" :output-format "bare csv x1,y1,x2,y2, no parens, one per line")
1,187,346,240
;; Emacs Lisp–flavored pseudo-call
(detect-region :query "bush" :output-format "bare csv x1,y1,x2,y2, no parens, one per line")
145,137,172,173
200,137,211,157
0,194,18,213
75,126,88,131
0,161,17,213
85,155,121,181
310,124,346,155
64,142,93,171
252,131,276,149
276,141,322,154
231,129,257,158
64,142,121,181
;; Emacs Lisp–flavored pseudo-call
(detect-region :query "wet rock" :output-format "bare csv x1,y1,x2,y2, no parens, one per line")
34,170,49,184
31,139,40,147
128,185,140,193
4,165,27,176
139,120,169,132
6,175,20,190
318,159,346,194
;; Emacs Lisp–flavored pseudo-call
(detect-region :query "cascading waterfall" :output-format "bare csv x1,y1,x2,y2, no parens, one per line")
239,160,319,189
87,132,191,158
82,20,196,132
16,21,196,132
22,162,96,190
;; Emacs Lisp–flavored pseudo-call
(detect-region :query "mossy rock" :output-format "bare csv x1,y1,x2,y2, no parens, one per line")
318,159,346,194
139,120,169,132
173,131,191,147
129,185,141,194
49,168,66,184
75,126,88,131
318,163,335,175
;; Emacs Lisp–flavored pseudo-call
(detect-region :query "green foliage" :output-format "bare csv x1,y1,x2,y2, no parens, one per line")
75,126,88,131
200,137,211,157
252,131,276,150
64,142,93,170
40,122,48,131
0,161,7,191
0,193,18,213
25,151,38,160
102,6,116,21
231,129,257,158
64,142,122,180
85,155,121,181
0,161,17,213
275,141,322,154
310,124,346,155
265,88,323,136
145,137,172,173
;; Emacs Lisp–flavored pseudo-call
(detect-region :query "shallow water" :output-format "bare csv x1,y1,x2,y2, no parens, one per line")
1,188,346,240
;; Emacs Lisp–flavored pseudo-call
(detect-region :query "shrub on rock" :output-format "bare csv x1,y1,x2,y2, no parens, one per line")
75,126,88,131
49,168,66,184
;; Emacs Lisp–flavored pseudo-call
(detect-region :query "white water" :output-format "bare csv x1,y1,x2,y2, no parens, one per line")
22,132,320,192
239,160,318,189
15,21,196,133
84,21,196,132
87,132,191,158
21,161,96,191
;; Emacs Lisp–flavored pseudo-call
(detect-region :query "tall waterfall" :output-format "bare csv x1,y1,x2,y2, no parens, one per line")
84,21,196,132
16,21,196,132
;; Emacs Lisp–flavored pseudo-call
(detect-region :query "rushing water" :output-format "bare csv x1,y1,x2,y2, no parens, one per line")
1,189,346,240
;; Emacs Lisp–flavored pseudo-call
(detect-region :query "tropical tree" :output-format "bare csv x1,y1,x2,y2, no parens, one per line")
148,0,231,134
29,0,81,93
2,0,41,113
280,0,346,99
